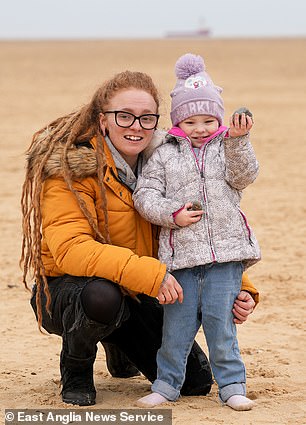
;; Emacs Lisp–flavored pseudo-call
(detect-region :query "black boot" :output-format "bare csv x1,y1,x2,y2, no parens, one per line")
61,354,96,406
101,342,140,378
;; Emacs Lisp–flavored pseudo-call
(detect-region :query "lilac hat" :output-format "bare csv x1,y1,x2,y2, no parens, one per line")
170,53,224,126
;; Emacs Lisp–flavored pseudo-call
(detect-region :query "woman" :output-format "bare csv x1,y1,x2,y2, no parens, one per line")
21,70,258,406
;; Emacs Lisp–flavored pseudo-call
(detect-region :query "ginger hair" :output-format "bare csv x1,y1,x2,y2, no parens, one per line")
20,70,160,331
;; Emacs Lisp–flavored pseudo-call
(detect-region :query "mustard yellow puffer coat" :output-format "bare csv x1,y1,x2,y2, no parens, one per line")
38,136,258,302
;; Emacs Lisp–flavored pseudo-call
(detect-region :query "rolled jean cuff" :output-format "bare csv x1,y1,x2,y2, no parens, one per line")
219,382,246,403
152,379,180,401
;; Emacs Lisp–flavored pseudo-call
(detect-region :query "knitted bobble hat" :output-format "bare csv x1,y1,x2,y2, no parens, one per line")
170,53,224,126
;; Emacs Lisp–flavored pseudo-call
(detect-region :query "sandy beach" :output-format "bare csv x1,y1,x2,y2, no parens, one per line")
0,38,306,424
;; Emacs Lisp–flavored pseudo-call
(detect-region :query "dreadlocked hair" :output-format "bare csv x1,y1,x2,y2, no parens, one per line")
20,70,160,331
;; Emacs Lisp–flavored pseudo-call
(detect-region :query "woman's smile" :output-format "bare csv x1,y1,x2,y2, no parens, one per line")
124,135,143,142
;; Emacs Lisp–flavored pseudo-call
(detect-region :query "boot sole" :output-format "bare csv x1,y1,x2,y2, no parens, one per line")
62,396,96,406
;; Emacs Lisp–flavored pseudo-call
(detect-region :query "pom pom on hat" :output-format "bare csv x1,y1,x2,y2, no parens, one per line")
170,52,224,126
175,53,205,79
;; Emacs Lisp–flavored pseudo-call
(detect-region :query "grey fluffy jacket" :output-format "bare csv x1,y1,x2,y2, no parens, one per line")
133,128,261,272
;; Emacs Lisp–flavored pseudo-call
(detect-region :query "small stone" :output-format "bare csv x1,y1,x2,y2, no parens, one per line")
188,201,203,211
232,107,253,123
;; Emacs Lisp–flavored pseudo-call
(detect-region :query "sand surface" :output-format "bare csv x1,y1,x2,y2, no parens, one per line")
0,38,305,424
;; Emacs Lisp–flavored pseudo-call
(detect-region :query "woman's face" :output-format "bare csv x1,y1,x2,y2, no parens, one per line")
100,89,158,168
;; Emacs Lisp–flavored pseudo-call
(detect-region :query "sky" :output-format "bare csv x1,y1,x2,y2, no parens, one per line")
0,0,305,39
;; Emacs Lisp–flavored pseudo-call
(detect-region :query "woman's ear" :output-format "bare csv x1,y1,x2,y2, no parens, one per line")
99,113,107,137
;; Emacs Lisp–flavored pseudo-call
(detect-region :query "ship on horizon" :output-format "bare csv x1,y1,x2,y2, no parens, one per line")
165,21,211,39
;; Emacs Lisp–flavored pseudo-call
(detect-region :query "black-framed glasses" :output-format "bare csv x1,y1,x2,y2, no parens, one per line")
103,110,159,130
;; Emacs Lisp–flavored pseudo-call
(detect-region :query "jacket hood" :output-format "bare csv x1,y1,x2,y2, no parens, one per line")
28,128,168,181
27,129,101,181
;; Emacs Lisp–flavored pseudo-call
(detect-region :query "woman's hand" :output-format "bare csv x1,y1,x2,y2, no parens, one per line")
157,274,183,305
174,203,204,227
233,290,256,324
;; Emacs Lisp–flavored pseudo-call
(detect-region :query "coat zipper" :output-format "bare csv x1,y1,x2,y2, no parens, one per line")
182,137,216,263
199,141,216,262
169,138,218,265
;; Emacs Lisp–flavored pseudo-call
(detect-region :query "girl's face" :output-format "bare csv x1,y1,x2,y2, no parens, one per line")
178,115,219,148
99,89,158,169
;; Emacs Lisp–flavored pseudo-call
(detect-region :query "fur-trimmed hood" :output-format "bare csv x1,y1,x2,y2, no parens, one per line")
27,129,167,181
27,139,98,181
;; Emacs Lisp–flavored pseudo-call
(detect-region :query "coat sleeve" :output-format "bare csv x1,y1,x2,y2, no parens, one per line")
41,177,166,297
223,134,259,190
133,149,183,228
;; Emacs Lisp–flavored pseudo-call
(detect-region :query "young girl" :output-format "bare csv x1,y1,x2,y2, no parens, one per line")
133,53,261,411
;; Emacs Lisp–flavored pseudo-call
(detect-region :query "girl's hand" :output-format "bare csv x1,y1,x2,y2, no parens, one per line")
157,274,183,304
228,113,253,138
174,202,204,227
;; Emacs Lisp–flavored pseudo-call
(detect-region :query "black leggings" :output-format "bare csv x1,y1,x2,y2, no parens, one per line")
31,275,213,396
81,279,123,324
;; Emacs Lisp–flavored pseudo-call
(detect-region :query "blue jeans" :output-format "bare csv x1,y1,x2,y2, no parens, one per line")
152,262,246,402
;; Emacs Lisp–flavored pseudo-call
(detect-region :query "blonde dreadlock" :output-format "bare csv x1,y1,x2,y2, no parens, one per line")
20,70,160,331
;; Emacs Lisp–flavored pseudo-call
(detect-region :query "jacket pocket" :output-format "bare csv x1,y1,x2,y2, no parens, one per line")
238,208,254,246
168,229,175,270
169,229,175,257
